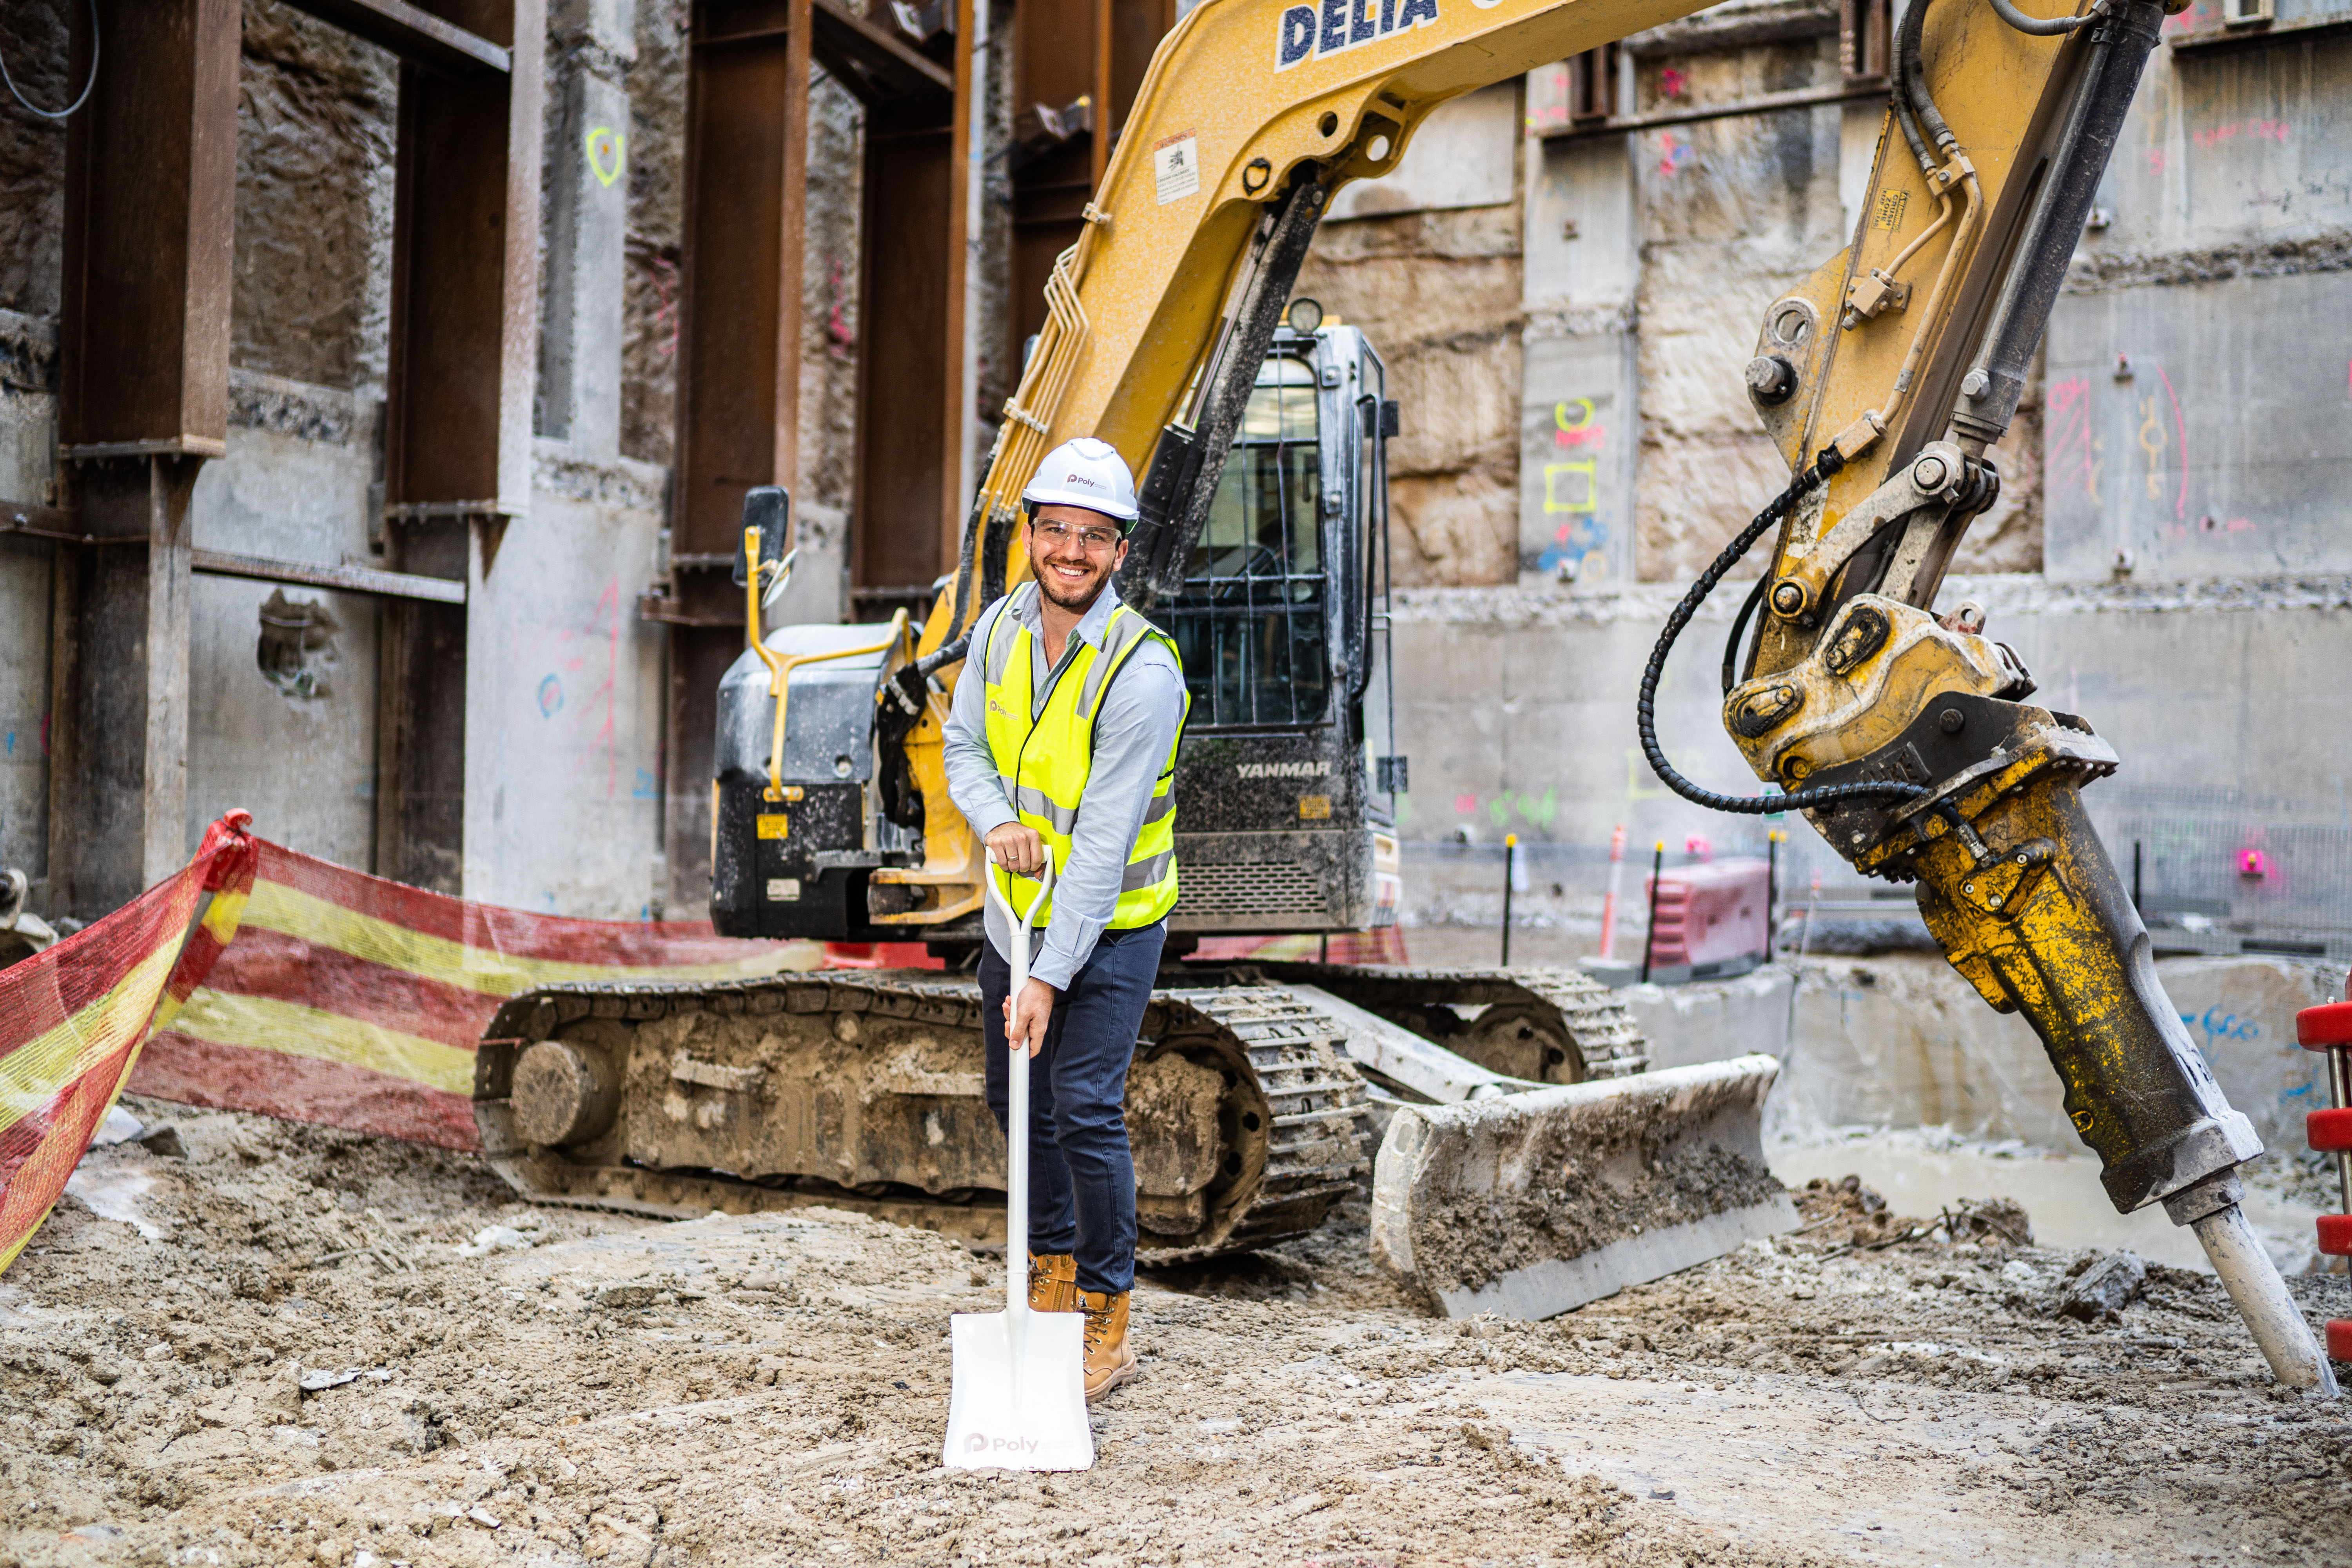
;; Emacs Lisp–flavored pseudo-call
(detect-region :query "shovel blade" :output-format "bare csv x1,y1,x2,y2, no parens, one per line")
942,1310,1093,1472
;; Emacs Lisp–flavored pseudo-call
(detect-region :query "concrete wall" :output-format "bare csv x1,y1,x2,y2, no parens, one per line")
1388,573,2352,953
0,312,56,882
2047,24,2352,580
184,374,385,870
1296,86,1528,588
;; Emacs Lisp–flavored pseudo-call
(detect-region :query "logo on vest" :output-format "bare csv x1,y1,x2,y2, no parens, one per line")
1235,760,1331,780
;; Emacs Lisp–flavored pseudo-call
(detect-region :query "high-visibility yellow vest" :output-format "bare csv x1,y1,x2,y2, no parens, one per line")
980,591,1187,930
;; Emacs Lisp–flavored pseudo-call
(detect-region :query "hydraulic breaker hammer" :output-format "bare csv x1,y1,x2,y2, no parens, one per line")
1639,0,2337,1391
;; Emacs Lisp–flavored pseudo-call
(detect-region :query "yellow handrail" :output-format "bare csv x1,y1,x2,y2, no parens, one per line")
743,526,910,800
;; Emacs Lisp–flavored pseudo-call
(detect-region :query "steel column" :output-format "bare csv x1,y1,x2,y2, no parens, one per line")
662,0,815,911
1007,0,1174,372
377,0,545,893
48,0,240,916
837,0,967,604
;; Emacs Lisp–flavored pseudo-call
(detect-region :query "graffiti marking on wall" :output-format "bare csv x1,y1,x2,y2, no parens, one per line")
527,578,628,799
2192,118,2290,150
2152,363,2188,526
585,126,627,188
2045,376,2100,504
1539,399,1609,579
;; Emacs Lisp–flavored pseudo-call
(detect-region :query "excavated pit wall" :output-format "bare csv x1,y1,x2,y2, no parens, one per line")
0,0,884,918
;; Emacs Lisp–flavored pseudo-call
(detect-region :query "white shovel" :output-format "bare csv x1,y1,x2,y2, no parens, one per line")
942,848,1094,1472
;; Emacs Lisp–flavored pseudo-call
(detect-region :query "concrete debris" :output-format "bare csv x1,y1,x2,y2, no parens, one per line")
2062,1251,2151,1323
452,1224,537,1258
87,1106,145,1148
136,1123,186,1159
1945,1196,2035,1247
296,1366,390,1393
0,867,58,969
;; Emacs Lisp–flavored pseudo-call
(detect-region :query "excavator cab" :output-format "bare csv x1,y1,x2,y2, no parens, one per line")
1162,316,1405,939
708,319,1403,949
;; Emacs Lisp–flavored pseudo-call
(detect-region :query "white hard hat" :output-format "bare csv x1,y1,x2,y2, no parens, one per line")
1020,437,1139,526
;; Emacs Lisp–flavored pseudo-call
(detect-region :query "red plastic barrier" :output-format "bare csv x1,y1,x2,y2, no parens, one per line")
2295,971,2352,1357
0,813,258,1273
133,838,820,1150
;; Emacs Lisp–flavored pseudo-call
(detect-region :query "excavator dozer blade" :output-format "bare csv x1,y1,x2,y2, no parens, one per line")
1369,1054,1793,1319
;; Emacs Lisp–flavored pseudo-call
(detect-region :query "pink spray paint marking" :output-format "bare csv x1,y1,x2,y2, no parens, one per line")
2045,376,2098,501
2153,363,2188,524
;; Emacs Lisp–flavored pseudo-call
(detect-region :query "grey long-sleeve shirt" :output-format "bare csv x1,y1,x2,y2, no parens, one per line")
942,583,1185,990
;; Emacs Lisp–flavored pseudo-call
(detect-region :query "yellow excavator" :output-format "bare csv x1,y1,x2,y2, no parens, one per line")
474,0,2335,1391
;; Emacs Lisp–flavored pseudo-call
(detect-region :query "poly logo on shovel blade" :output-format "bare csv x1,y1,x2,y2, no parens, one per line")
942,1310,1093,1472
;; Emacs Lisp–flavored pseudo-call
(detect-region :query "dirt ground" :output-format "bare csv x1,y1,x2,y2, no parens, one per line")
5,1098,2349,1568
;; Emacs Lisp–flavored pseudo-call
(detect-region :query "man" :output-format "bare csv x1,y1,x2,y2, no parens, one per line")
942,436,1188,1403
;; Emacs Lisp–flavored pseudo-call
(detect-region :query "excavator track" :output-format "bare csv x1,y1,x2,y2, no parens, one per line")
1232,963,1649,1083
470,973,1368,1265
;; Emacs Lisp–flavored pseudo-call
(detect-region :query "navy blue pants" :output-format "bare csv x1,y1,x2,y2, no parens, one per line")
981,920,1165,1296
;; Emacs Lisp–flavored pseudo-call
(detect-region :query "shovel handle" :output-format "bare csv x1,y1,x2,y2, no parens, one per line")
985,844,1057,982
984,848,1053,1321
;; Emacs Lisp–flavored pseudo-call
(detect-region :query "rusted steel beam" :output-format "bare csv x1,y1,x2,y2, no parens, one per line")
47,0,239,916
848,0,968,593
56,0,240,460
278,0,511,75
1536,80,1887,143
666,0,814,910
1006,0,1173,373
2169,12,2352,53
190,549,470,603
675,0,811,555
810,0,951,104
376,0,544,894
383,11,544,519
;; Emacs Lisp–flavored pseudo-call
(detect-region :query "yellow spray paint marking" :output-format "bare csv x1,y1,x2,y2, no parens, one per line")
2138,397,2167,500
586,125,626,187
757,813,791,840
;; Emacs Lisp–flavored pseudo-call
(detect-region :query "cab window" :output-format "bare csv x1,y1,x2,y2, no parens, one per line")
1167,359,1328,728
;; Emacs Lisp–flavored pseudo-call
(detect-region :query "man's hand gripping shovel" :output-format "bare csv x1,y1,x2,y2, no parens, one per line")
942,849,1094,1472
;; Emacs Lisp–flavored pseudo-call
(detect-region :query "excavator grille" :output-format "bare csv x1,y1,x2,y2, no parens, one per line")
1174,861,1331,918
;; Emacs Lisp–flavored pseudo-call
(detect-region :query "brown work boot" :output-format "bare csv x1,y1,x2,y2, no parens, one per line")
1027,1252,1079,1313
1078,1287,1137,1402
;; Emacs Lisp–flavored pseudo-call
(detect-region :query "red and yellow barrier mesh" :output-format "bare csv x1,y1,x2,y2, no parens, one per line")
2,813,1399,1272
133,837,819,1151
0,812,260,1271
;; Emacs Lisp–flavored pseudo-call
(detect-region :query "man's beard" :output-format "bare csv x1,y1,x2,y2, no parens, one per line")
1036,563,1109,613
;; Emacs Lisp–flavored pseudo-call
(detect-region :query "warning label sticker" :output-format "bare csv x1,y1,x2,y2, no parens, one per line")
1873,188,1910,231
1155,133,1201,205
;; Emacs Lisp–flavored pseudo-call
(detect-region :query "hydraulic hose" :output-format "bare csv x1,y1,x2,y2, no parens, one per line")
1898,0,1956,156
1988,0,2098,34
1721,573,1769,696
1636,453,1930,817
